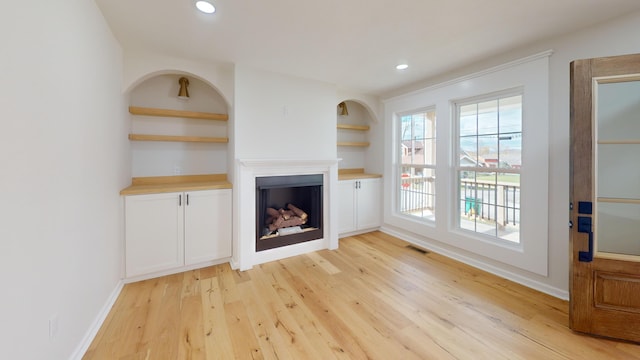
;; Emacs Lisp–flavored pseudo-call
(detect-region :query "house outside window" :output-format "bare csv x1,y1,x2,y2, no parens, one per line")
399,108,436,221
456,93,522,243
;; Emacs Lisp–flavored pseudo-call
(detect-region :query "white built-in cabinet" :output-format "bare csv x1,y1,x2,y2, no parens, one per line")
337,178,382,235
125,192,183,277
184,189,232,265
122,74,233,281
336,100,382,236
124,189,232,278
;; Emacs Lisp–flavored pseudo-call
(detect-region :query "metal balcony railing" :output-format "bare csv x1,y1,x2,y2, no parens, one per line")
400,175,435,219
459,179,520,226
399,176,520,234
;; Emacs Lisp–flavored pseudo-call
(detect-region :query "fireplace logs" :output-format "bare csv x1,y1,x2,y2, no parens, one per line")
265,204,308,232
255,174,323,250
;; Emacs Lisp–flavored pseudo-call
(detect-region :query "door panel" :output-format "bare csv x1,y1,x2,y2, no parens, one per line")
597,144,640,199
125,192,184,277
597,202,640,256
594,271,640,313
184,189,232,265
570,53,640,343
337,180,356,234
357,178,382,230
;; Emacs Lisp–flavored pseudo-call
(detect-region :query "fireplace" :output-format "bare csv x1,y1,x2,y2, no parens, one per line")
256,174,323,251
235,159,338,270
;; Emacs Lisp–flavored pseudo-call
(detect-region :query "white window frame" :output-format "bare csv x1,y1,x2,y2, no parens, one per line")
397,107,437,223
384,51,550,276
453,89,523,244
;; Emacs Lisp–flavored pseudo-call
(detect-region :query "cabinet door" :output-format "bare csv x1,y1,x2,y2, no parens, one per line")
356,178,382,230
125,192,184,277
337,180,357,234
184,189,232,265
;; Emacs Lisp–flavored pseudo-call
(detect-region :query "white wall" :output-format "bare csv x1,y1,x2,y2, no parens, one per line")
381,11,640,298
0,0,128,359
234,66,337,160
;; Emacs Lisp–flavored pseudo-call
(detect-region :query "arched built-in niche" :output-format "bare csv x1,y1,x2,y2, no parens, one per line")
120,72,233,282
336,99,377,171
128,73,229,178
335,98,383,236
125,70,231,109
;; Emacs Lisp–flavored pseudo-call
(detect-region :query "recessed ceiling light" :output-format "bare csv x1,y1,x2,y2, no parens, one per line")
396,64,409,70
196,1,216,14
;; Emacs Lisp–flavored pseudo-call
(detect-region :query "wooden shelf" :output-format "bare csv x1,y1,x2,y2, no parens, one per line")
129,134,228,143
337,141,370,147
338,168,382,180
337,124,370,131
120,174,232,195
129,106,228,121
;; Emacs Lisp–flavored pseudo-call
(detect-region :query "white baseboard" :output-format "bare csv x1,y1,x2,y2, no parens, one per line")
380,226,569,301
123,258,231,283
338,226,381,239
69,280,124,360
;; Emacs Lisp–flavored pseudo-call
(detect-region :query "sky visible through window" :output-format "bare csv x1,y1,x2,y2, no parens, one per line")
401,113,434,141
459,95,522,169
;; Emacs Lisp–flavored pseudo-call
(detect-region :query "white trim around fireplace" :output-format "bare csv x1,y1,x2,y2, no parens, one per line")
234,159,339,270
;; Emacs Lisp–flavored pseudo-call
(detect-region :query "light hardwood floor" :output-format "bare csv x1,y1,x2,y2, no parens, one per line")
84,232,640,359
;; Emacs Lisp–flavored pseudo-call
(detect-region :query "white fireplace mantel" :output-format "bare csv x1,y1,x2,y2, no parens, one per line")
232,158,339,270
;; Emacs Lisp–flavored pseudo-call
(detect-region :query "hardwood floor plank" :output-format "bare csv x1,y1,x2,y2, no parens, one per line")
143,273,182,359
305,251,342,275
265,263,370,359
246,264,346,360
217,263,242,304
181,269,201,299
224,301,264,359
85,231,640,359
343,235,562,359
280,258,427,360
130,278,172,355
233,280,296,360
288,253,414,338
198,265,218,280
200,276,235,359
178,294,206,359
328,239,514,359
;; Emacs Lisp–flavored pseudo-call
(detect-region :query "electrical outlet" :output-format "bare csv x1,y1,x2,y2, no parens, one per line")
49,314,59,340
173,165,182,175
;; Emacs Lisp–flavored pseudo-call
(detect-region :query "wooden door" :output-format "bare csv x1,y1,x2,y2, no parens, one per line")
570,53,640,343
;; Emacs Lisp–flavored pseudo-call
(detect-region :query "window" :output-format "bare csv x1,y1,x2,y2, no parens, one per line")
399,109,436,221
386,52,550,276
456,93,522,243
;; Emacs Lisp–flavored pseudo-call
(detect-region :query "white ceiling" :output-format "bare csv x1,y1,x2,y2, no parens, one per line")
95,0,640,96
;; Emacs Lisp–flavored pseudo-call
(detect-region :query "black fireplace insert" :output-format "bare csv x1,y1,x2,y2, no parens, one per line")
255,174,323,251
